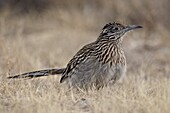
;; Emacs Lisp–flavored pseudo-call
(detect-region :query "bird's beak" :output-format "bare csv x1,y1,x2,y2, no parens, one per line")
124,25,143,32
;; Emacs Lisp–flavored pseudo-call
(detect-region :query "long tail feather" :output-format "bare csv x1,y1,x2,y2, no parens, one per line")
7,68,65,79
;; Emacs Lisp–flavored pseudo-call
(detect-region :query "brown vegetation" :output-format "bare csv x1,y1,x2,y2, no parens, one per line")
0,0,170,113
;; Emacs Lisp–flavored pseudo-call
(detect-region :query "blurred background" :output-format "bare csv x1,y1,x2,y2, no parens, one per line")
0,0,170,28
0,0,169,77
0,1,170,113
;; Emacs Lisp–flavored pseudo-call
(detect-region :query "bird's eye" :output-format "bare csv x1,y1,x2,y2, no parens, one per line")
115,27,119,30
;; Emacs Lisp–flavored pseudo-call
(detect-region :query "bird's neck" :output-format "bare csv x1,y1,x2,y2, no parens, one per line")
94,38,124,65
96,36,123,48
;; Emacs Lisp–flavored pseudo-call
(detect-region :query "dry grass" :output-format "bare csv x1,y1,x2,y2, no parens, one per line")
0,1,170,113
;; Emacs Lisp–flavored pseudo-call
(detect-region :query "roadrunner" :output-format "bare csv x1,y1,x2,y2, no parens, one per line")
8,22,142,90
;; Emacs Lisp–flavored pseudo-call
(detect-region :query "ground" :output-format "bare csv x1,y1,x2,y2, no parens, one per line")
0,3,170,113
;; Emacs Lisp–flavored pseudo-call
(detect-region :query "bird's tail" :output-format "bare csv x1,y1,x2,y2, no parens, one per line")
7,68,65,79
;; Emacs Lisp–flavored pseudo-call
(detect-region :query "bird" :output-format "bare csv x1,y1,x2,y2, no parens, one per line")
8,22,142,90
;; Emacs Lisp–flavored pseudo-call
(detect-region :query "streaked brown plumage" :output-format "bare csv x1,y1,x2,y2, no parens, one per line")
8,22,142,90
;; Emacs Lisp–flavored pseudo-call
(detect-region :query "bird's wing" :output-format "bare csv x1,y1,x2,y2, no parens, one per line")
60,42,95,83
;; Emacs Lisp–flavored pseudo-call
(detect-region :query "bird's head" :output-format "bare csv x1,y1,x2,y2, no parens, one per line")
98,22,142,42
